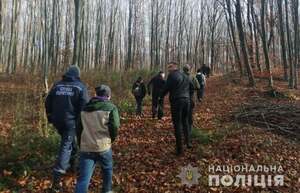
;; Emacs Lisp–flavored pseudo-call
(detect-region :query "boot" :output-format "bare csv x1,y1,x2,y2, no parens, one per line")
69,156,79,173
50,173,62,193
176,147,183,156
50,184,62,193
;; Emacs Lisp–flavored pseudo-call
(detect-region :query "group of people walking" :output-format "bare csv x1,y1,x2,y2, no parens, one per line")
132,62,209,155
132,63,210,118
45,63,210,193
132,71,166,119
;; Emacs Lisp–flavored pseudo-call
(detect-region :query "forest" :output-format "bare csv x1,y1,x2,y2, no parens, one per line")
0,0,298,86
0,0,299,193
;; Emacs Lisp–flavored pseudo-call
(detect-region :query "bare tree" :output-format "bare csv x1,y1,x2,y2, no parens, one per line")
224,0,243,76
260,0,273,88
291,0,299,89
250,0,262,72
6,0,19,74
0,0,297,91
207,0,223,75
72,0,81,66
235,0,255,86
277,0,288,81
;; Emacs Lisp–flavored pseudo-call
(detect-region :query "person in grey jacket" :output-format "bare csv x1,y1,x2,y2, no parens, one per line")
183,64,200,133
161,62,193,155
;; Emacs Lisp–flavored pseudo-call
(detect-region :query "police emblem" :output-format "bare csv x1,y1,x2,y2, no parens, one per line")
177,164,201,187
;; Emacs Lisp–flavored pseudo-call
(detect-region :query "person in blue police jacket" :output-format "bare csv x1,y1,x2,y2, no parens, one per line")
45,65,89,193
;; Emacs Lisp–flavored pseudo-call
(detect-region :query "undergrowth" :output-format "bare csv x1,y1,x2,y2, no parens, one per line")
0,70,159,186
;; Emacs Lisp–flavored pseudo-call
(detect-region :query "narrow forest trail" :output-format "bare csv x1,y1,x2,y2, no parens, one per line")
110,76,226,193
106,75,300,193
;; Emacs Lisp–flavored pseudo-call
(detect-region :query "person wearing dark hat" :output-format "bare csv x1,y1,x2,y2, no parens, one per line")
45,65,89,192
75,84,120,193
183,64,200,133
199,64,211,78
161,62,193,156
132,76,146,116
147,71,166,119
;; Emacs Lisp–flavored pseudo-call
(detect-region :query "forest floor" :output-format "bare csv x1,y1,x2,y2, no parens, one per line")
0,72,300,193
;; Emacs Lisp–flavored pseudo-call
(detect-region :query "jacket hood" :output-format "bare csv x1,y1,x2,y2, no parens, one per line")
95,85,111,97
64,65,80,78
83,98,111,112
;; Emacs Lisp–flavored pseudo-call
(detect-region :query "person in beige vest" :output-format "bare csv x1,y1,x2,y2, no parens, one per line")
75,85,120,193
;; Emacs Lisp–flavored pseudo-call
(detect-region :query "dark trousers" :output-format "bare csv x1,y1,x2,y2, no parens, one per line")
135,96,143,115
197,85,205,101
152,95,164,119
170,98,191,154
189,99,195,128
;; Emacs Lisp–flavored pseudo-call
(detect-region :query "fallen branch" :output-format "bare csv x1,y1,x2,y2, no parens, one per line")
234,100,300,140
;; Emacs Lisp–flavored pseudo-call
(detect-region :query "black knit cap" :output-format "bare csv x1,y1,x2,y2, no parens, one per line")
64,65,80,78
95,84,111,97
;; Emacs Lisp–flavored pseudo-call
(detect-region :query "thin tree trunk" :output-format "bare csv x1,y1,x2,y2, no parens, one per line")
235,0,255,86
277,0,288,81
260,0,273,88
72,0,81,66
285,0,294,88
292,0,299,89
225,0,243,76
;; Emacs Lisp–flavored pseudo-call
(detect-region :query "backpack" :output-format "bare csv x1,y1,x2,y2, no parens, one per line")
196,73,206,86
133,84,142,97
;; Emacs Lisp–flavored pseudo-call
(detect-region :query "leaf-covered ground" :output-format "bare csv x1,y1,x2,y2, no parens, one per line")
1,74,299,193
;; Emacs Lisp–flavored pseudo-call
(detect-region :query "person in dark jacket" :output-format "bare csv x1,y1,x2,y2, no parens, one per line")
132,77,146,116
147,71,166,119
75,85,120,193
161,62,193,155
196,68,206,101
45,65,89,192
200,64,211,78
183,64,200,133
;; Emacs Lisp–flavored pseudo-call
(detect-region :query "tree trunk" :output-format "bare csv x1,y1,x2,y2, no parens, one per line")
125,0,133,71
291,0,299,89
225,0,243,76
72,0,81,66
260,0,273,88
235,0,255,86
277,0,288,81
